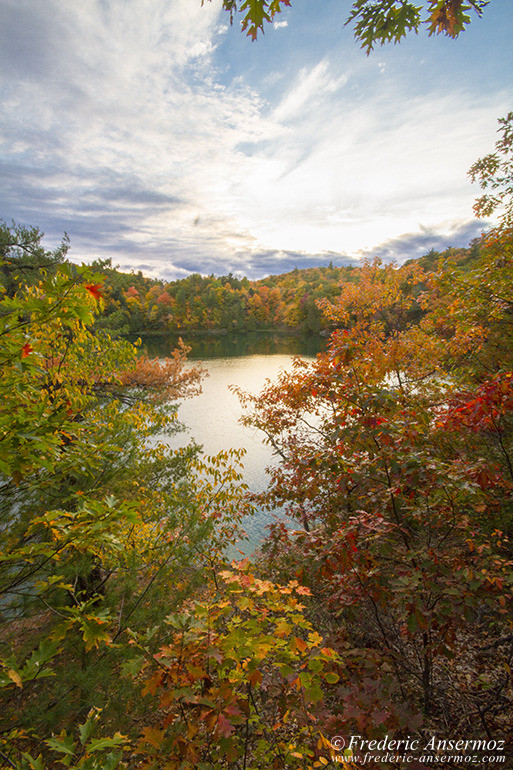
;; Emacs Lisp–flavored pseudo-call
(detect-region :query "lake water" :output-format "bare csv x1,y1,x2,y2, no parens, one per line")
140,333,325,554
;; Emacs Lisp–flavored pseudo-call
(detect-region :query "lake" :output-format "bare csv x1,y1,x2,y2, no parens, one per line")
140,333,325,554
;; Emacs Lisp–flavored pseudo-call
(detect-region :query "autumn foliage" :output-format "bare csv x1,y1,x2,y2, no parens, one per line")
235,231,513,759
1,115,513,767
117,340,205,403
0,222,252,768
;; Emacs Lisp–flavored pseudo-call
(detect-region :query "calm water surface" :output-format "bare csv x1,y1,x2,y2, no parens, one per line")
142,334,325,554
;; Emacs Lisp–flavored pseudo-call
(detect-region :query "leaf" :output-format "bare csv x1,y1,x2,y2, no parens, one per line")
7,669,22,688
217,713,235,737
140,727,165,749
240,0,272,40
85,283,103,300
249,669,263,687
78,709,101,746
292,636,307,653
45,732,76,756
88,733,128,752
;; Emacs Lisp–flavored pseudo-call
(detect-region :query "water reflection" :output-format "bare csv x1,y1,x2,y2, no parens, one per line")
150,337,322,556
134,331,325,360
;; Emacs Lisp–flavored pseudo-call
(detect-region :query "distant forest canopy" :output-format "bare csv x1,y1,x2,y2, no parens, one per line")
83,235,483,336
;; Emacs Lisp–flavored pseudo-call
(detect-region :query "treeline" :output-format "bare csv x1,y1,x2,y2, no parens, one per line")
91,260,353,335
90,240,480,336
1,224,483,338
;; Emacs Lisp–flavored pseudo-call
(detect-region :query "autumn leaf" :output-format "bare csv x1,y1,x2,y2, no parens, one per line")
7,669,22,688
140,726,164,749
292,636,308,653
249,669,263,687
216,713,235,737
85,283,103,300
21,343,34,358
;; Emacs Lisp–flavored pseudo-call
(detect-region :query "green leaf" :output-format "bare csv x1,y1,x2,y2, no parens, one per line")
87,734,128,752
45,732,76,756
78,710,101,746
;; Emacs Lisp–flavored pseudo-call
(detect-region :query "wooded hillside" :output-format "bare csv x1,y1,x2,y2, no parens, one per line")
85,240,483,337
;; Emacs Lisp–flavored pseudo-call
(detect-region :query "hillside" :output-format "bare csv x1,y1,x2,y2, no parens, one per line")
91,236,485,336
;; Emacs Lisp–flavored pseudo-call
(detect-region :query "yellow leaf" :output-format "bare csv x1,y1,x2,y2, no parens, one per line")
7,669,22,688
317,734,333,750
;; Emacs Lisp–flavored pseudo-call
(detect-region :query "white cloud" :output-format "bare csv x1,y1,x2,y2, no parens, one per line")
0,0,280,270
274,21,288,30
0,0,511,278
272,59,349,123
221,58,509,258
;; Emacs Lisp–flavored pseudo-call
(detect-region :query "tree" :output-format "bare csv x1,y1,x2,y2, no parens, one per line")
469,111,513,228
132,563,341,768
0,221,68,298
0,221,253,765
234,249,513,740
211,0,489,51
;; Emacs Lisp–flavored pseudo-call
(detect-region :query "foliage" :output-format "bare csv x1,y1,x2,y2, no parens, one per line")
92,261,356,336
0,221,252,766
131,563,345,769
1,113,512,765
5,708,128,769
0,221,69,298
211,0,489,51
232,108,513,743
85,244,488,338
348,0,489,52
469,111,513,227
237,236,513,746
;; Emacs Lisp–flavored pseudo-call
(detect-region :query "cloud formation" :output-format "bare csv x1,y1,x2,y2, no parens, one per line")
360,220,488,263
0,0,511,279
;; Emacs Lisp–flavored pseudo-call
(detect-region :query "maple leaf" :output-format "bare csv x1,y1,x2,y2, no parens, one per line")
21,343,34,358
85,283,103,300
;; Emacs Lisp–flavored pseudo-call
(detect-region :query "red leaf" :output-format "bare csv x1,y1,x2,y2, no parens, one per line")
21,343,33,358
217,713,235,737
249,669,263,687
85,283,102,300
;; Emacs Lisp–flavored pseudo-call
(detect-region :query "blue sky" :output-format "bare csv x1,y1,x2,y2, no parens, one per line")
0,0,511,279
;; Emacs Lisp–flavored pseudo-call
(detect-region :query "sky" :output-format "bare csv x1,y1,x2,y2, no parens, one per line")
0,0,512,280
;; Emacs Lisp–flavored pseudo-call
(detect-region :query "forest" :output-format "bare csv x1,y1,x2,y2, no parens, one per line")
86,242,478,338
0,109,512,768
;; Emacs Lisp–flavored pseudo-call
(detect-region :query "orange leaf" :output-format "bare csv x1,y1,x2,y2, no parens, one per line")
85,283,102,300
293,636,308,653
140,727,164,749
249,669,263,687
